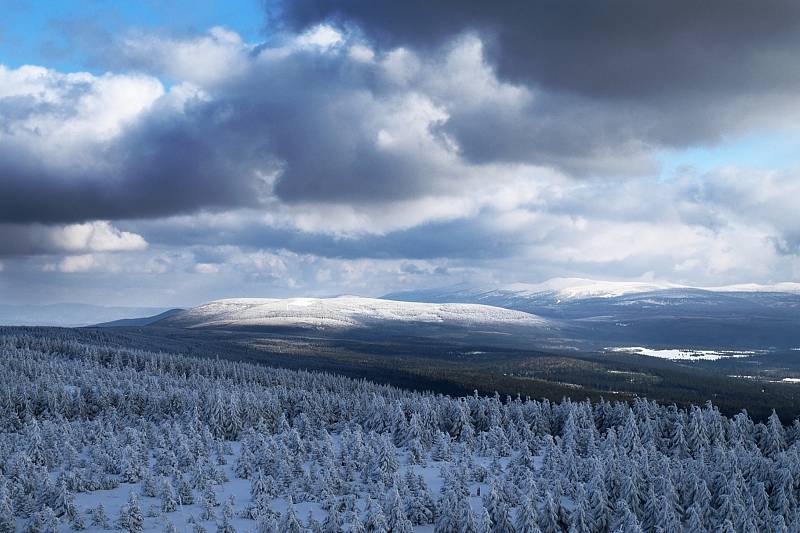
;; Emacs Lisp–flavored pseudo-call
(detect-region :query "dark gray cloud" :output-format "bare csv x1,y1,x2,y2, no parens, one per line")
0,38,463,225
2,5,799,301
280,0,800,100
280,0,800,158
133,213,523,261
7,6,797,227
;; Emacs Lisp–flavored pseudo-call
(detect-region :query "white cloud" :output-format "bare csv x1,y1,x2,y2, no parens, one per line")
295,25,344,50
0,65,163,166
116,26,251,86
194,263,220,274
0,221,147,255
49,254,97,273
54,221,147,253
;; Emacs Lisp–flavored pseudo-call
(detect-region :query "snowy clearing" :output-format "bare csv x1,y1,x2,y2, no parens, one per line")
606,346,761,361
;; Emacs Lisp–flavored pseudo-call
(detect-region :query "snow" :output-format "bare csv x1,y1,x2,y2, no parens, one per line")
497,277,682,300
60,435,517,533
607,346,760,361
704,282,800,294
387,277,800,305
170,296,549,330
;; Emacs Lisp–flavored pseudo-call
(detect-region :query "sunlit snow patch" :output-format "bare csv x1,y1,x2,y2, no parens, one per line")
607,346,760,361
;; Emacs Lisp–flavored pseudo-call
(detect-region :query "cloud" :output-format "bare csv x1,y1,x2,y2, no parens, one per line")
0,221,147,255
46,254,97,273
281,0,800,157
2,11,799,303
119,166,800,287
281,0,800,100
113,26,252,85
0,25,668,231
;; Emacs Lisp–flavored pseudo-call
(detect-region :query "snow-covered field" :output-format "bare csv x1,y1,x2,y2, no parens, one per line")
606,346,761,361
166,297,549,330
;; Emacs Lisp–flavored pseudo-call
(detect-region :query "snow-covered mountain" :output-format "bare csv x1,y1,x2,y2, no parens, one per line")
482,277,683,300
384,277,800,305
157,296,549,331
383,278,800,349
704,282,800,294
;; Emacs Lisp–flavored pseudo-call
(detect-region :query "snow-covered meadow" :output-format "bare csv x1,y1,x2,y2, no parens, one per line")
606,347,762,362
2,329,800,533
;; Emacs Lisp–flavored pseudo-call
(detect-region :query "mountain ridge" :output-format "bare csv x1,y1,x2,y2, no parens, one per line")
153,296,550,331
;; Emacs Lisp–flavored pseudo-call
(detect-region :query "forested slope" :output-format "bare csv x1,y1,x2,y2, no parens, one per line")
1,328,799,532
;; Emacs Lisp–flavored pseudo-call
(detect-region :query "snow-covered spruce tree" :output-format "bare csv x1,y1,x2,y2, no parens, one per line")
383,486,413,533
434,489,460,533
279,497,303,533
514,495,541,533
122,492,144,533
91,503,110,529
538,491,560,533
161,478,178,513
27,507,59,533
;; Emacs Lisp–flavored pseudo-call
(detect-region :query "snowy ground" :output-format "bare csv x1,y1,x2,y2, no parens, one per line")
166,297,549,330
606,346,762,361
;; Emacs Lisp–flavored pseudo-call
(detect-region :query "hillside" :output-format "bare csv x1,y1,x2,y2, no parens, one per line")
384,278,800,350
1,327,799,533
93,309,184,328
155,296,550,331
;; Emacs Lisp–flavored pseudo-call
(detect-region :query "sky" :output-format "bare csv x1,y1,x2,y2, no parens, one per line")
1,0,799,307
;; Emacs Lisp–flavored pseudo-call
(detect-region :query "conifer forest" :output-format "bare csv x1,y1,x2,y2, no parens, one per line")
2,328,800,533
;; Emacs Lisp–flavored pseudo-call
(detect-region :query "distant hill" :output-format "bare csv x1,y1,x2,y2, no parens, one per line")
154,296,549,331
92,308,184,328
383,277,800,314
0,303,173,327
384,278,800,349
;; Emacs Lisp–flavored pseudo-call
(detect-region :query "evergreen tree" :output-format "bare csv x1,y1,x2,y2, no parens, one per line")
364,497,389,533
568,500,591,533
177,474,194,505
124,493,144,533
434,490,460,533
684,504,708,533
476,507,492,533
91,504,110,529
0,486,14,533
161,479,178,513
27,507,59,533
611,500,642,533
278,504,302,533
322,506,342,533
384,487,413,533
539,491,560,533
51,480,77,520
515,495,541,533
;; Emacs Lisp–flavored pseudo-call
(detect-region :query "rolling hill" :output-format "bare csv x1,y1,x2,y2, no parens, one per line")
154,296,550,331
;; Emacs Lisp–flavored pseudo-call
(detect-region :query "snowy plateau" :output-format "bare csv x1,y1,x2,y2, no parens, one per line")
3,329,800,533
160,297,549,330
